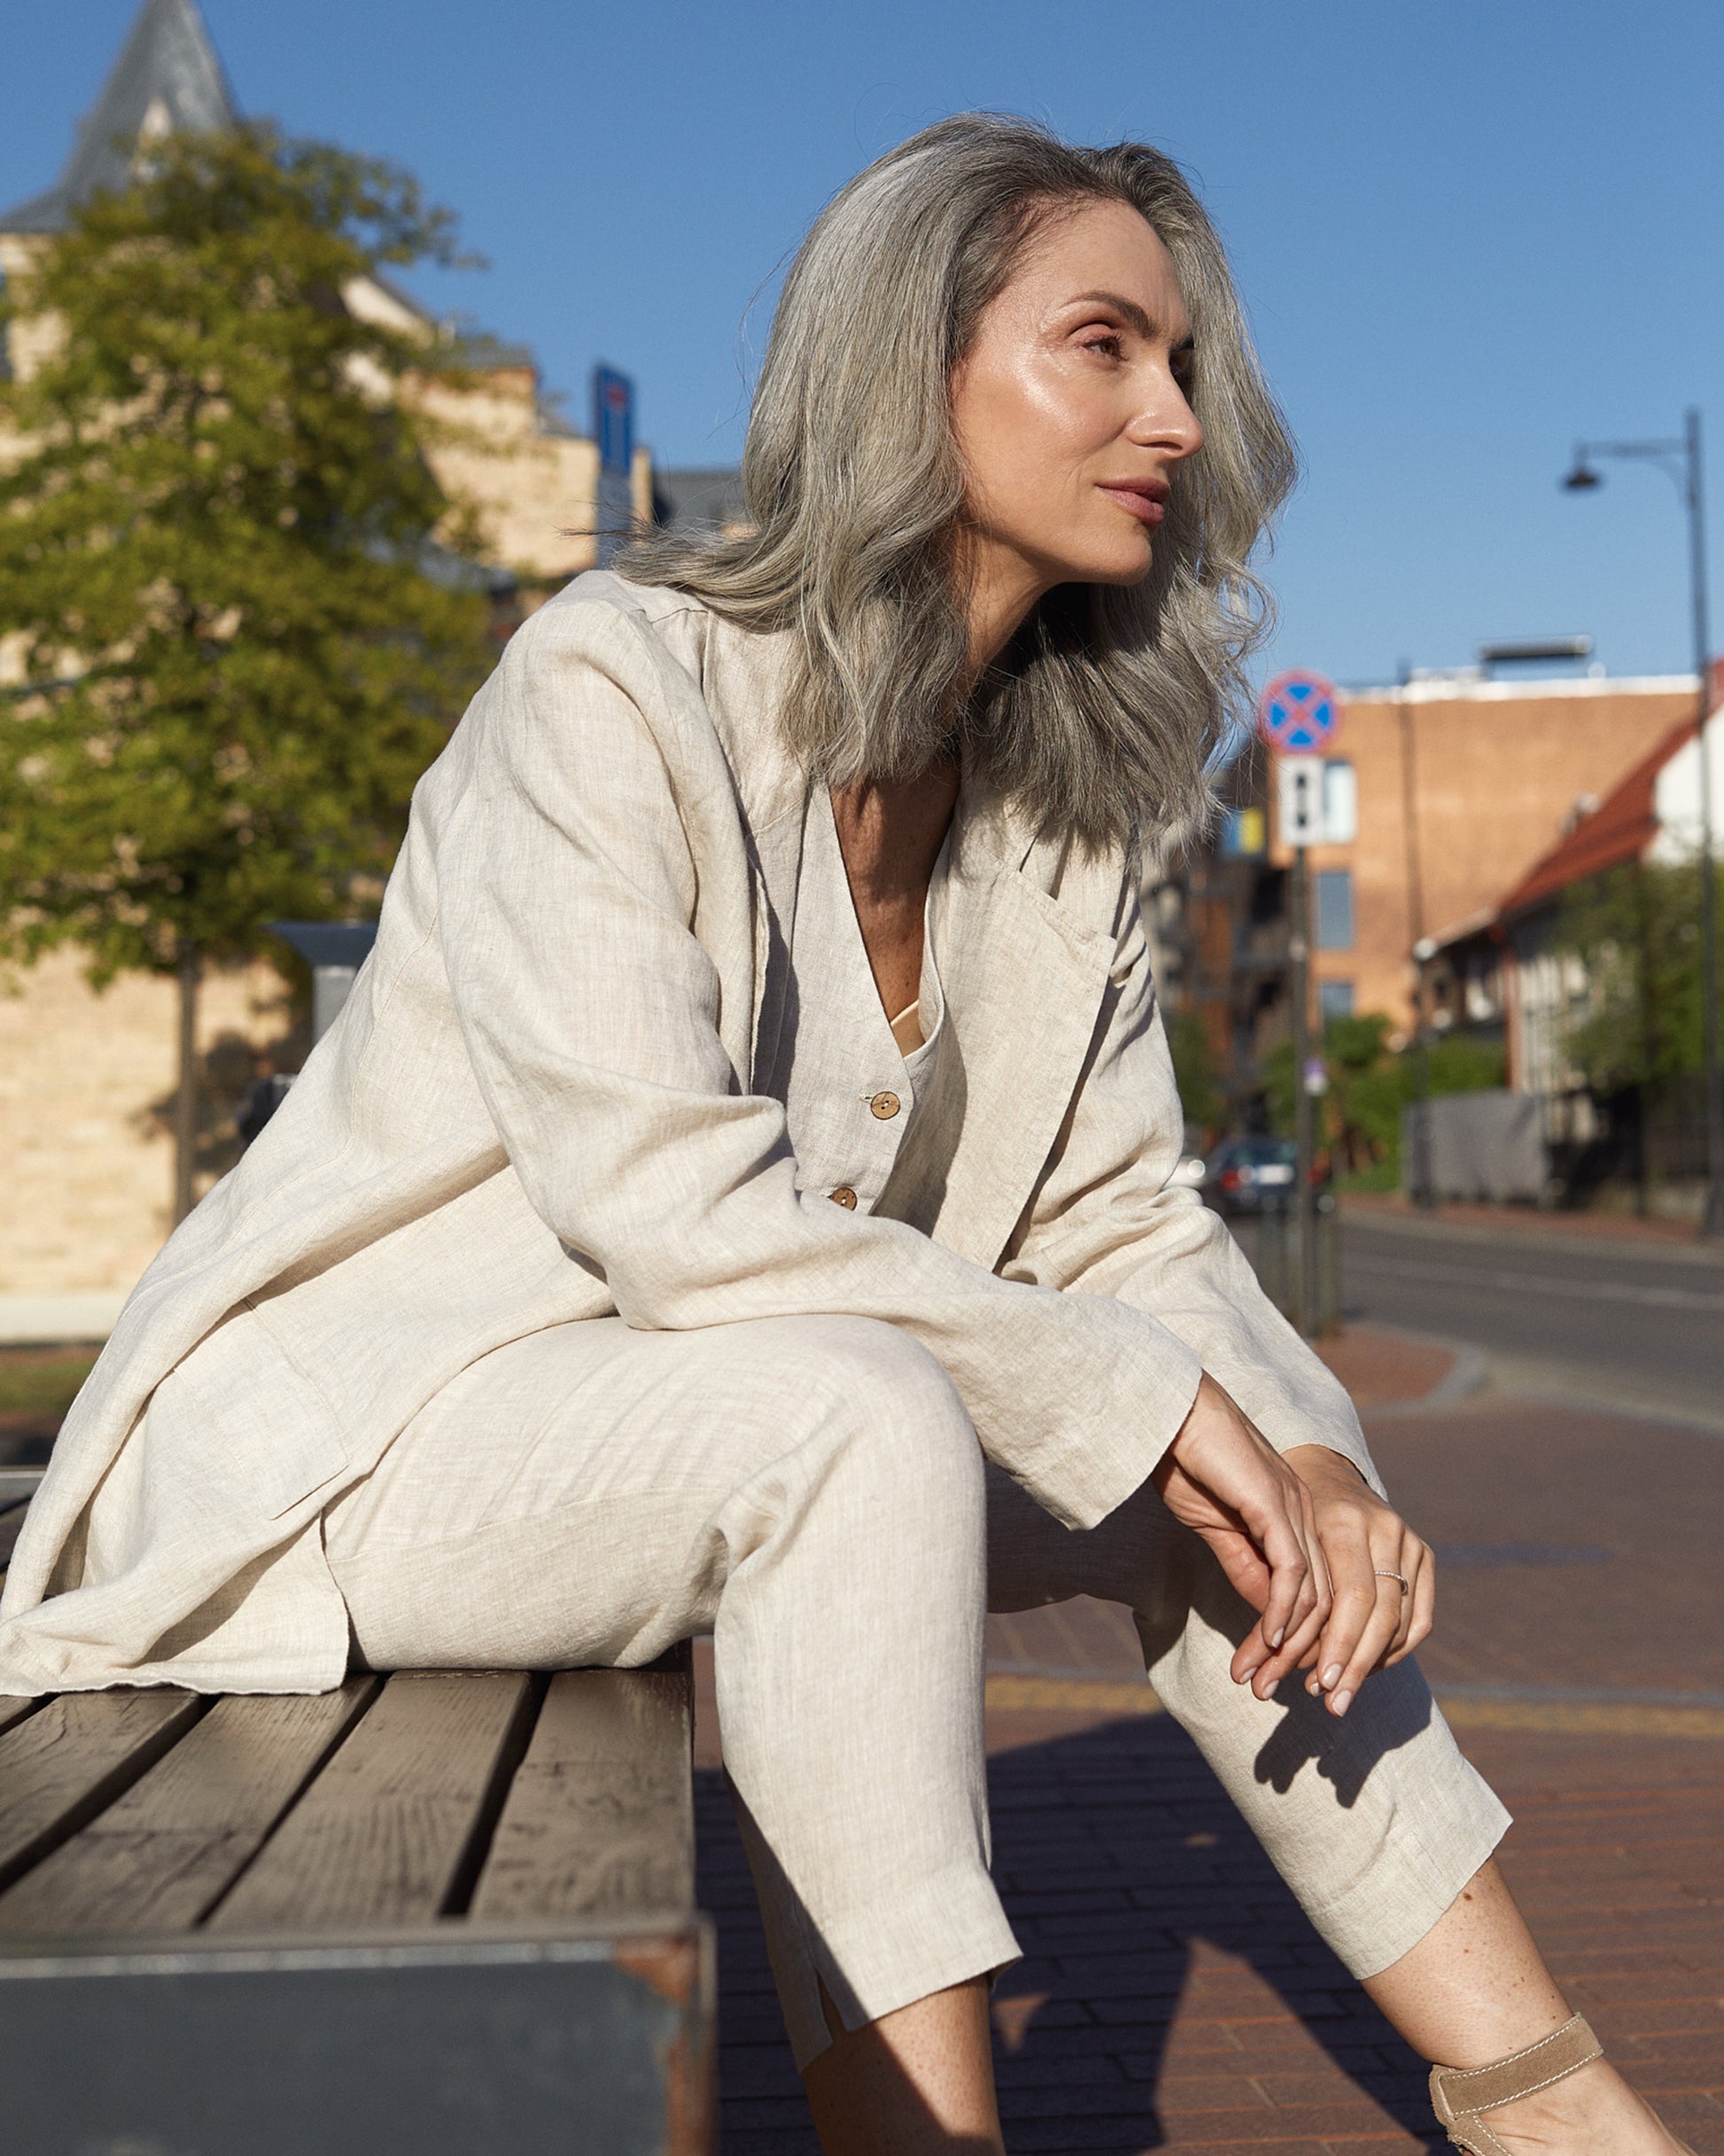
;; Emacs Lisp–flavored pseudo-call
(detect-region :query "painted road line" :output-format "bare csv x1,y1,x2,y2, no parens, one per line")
986,1676,1163,1716
1437,1697,1724,1740
1434,1678,1724,1708
983,1673,1724,1739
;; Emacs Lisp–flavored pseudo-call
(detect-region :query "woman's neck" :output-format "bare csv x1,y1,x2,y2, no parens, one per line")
829,762,960,1024
956,525,1053,681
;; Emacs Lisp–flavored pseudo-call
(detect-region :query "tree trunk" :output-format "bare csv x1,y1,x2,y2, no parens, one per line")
172,939,200,1226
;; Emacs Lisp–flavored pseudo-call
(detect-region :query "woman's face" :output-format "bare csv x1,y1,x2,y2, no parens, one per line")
950,198,1202,615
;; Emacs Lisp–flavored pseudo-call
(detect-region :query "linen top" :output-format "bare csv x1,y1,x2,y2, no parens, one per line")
752,785,950,1216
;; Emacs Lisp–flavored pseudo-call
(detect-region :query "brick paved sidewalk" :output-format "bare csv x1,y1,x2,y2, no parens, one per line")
693,1329,1724,2152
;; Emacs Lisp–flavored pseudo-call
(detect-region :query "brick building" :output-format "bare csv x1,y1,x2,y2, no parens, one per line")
1267,665,1701,1036
1148,660,1712,1140
1413,697,1724,1209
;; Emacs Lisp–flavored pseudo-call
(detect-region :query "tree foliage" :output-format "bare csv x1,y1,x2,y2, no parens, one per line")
1263,1012,1504,1171
1165,1007,1225,1137
1555,860,1721,1094
0,124,494,986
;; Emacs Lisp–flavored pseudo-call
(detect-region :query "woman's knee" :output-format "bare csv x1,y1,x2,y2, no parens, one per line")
770,1316,982,1506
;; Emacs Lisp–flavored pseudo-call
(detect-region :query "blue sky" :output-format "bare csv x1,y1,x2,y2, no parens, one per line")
5,1,1722,689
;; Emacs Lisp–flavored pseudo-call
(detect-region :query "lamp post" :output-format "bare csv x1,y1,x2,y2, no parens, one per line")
1563,409,1723,1238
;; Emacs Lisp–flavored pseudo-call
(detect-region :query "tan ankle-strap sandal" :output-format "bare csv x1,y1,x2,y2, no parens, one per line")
1430,2014,1602,2153
1430,2013,1694,2155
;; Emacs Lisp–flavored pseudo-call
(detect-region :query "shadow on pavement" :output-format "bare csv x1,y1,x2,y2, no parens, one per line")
697,1710,1442,2154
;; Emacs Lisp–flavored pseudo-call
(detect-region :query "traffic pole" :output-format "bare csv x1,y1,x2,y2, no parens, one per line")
1290,842,1313,1336
1260,670,1342,1338
1685,412,1724,1238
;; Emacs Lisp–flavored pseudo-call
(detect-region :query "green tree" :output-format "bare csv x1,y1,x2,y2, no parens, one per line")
0,125,493,1219
1317,1013,1406,1172
1262,1013,1503,1180
1556,860,1721,1094
1165,1007,1225,1138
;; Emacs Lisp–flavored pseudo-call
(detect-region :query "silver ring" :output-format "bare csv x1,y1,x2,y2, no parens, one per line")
1375,1568,1409,1593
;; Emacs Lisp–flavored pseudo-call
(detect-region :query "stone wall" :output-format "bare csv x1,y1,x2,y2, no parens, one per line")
0,947,300,1294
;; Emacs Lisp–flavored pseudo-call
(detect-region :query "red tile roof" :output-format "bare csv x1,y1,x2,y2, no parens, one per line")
1499,715,1699,918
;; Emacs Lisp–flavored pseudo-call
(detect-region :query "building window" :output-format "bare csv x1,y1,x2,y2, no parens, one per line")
1314,868,1354,950
1319,980,1355,1022
1322,760,1356,844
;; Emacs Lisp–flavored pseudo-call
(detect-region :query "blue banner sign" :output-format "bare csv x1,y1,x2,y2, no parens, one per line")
593,365,634,475
592,363,636,566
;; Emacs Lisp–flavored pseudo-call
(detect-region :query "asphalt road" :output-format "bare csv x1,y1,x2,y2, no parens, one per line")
1340,1212,1724,1431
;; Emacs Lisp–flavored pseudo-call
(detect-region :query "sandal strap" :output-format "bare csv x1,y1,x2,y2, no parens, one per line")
1430,2014,1603,2131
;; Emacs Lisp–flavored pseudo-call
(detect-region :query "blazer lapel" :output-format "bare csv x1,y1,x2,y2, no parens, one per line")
924,801,1118,1272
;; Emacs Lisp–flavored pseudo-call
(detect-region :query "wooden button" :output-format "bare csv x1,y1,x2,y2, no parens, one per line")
869,1091,901,1121
829,1186,858,1209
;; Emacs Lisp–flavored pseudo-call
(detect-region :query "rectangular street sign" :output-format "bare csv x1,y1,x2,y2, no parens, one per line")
1277,757,1325,845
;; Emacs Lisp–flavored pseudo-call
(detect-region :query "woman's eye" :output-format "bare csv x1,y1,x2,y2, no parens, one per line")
1081,330,1123,358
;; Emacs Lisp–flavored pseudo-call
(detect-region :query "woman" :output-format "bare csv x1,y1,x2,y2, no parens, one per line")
0,117,1687,2156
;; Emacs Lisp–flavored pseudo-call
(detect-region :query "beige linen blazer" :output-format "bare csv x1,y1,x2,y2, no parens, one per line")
0,574,1375,1697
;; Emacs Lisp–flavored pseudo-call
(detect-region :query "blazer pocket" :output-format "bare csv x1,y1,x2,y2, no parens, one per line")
156,1305,352,1522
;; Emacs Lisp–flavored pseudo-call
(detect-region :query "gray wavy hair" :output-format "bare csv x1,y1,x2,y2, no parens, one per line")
620,113,1296,852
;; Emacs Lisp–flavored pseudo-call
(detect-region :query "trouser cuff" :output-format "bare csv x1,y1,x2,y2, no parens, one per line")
744,1833,1021,2073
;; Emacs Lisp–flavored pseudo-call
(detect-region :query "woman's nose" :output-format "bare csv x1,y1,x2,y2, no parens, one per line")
1130,380,1202,462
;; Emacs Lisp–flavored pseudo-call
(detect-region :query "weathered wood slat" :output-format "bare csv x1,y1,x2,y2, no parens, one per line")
208,1671,537,1930
0,1677,382,1937
0,1692,206,1894
0,1503,30,1571
0,1696,46,1738
471,1666,694,1922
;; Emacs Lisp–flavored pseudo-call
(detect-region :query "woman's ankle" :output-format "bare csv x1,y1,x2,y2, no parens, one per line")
1475,2057,1679,2155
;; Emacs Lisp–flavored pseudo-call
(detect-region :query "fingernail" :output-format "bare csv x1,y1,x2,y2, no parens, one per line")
1260,1677,1278,1699
1236,1664,1259,1684
1322,1663,1343,1690
1270,1627,1285,1649
1332,1689,1353,1716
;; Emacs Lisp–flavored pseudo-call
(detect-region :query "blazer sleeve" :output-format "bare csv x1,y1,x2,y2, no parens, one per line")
1000,882,1384,1495
432,599,1202,1530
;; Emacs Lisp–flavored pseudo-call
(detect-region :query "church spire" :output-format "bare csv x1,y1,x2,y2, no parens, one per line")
1,0,237,234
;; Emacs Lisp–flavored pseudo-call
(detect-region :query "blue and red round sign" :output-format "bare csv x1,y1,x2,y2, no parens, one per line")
1257,670,1341,755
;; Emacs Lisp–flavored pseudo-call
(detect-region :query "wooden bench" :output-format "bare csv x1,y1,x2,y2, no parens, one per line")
0,1471,712,2155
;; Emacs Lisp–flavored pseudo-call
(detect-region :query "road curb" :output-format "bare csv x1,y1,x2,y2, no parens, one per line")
1345,1324,1491,1418
1340,1202,1724,1269
0,1294,126,1346
1484,1356,1724,1440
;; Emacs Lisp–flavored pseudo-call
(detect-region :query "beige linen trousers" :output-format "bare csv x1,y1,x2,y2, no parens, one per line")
0,572,1507,2061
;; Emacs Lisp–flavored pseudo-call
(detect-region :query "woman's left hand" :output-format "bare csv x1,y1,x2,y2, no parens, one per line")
1246,1444,1436,1717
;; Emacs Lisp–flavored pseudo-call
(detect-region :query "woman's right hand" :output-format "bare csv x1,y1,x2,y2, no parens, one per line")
1150,1374,1334,1699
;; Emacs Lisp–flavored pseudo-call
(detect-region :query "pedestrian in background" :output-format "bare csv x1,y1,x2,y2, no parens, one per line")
0,115,1689,2156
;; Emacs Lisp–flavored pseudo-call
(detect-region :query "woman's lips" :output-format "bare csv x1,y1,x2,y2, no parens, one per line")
1096,483,1168,525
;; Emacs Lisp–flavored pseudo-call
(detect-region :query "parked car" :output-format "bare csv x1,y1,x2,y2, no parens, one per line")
1202,1137,1310,1216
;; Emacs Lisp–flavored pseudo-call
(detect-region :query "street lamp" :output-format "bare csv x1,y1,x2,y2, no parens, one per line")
1562,409,1724,1238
